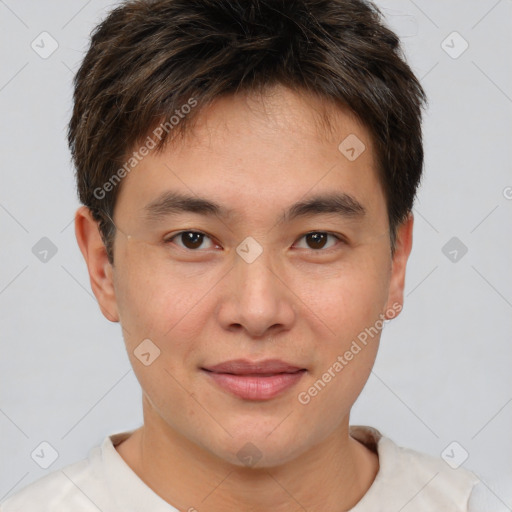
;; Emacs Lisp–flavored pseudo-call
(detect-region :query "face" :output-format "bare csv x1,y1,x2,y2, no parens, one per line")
78,85,412,468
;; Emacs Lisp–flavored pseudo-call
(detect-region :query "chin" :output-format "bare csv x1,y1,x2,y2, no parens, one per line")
207,427,311,470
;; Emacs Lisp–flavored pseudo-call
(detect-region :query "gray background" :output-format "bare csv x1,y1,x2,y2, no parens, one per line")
1,0,511,506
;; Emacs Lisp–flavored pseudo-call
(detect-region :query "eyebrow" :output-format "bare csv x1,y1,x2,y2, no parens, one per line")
142,190,366,224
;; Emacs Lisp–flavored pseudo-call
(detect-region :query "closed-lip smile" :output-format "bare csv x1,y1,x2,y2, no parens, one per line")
201,359,307,400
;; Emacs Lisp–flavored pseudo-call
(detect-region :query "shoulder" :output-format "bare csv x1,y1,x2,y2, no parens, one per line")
0,442,110,512
350,426,480,511
467,474,512,512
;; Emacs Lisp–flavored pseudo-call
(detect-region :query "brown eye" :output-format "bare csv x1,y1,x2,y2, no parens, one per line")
181,232,204,249
167,231,216,250
306,233,327,249
294,232,340,250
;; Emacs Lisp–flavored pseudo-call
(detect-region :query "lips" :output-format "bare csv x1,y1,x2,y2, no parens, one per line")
201,359,306,400
203,359,305,375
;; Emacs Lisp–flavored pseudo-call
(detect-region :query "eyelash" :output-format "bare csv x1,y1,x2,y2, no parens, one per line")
163,231,346,252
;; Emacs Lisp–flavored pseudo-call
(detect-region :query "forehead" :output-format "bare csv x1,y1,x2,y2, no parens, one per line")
181,85,373,152
114,85,384,224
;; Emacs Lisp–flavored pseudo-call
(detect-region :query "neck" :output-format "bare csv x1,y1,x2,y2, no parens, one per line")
116,397,379,511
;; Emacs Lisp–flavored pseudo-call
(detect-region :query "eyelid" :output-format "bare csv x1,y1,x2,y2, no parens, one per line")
164,230,221,250
164,230,346,251
292,231,346,251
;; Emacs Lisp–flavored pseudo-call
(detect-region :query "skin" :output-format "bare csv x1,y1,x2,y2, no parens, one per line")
75,85,413,511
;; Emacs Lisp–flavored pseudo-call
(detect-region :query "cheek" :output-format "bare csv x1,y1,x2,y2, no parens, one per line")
115,252,193,327
294,266,387,428
113,254,222,364
298,252,391,340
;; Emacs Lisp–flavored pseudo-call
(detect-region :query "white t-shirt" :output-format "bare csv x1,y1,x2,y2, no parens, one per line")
0,425,499,511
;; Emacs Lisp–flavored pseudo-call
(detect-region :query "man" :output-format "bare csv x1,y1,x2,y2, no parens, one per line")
1,0,489,510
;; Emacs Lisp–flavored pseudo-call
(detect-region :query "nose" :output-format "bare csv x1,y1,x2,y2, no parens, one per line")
216,248,297,339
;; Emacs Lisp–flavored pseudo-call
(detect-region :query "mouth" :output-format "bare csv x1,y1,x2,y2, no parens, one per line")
201,359,307,401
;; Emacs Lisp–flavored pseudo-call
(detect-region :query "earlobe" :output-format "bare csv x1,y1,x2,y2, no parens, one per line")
384,213,414,318
75,206,119,322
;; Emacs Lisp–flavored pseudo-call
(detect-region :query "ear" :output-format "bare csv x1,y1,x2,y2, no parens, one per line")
384,212,414,318
75,206,119,322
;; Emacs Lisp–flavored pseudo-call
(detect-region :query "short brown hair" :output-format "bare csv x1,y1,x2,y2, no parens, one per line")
68,0,427,264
